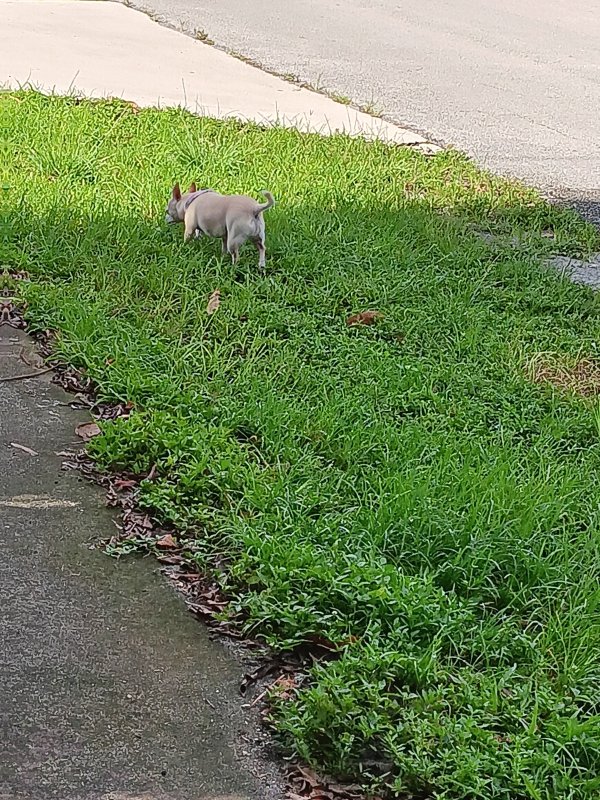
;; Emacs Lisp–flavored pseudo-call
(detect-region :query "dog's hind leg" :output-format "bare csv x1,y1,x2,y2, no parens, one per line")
227,240,240,265
253,238,266,269
226,229,245,265
253,215,267,269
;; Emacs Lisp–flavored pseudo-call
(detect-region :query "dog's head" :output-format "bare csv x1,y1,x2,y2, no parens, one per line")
165,182,197,223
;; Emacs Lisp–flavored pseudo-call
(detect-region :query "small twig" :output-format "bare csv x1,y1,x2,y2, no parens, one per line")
10,442,38,456
146,463,158,481
0,367,54,382
246,686,269,708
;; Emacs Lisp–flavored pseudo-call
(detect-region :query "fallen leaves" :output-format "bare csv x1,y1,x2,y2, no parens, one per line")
246,677,293,710
240,661,282,697
96,401,135,421
75,421,102,441
206,288,221,315
64,451,238,634
112,477,138,491
33,330,133,424
156,533,177,549
0,298,26,329
0,268,29,282
269,673,297,701
287,765,375,800
185,581,230,619
346,311,383,327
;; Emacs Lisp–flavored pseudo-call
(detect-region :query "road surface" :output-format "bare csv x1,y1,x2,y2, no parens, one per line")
123,0,600,223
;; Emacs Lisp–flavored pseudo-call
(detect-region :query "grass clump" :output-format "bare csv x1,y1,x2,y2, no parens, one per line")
4,90,600,799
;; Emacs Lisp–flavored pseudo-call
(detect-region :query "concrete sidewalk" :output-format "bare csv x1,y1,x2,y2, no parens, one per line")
117,0,600,226
0,0,434,149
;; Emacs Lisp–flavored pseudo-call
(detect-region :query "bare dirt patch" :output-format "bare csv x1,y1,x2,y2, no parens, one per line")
528,353,600,397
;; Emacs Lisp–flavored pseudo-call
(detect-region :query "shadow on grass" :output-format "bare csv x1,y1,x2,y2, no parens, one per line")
545,189,600,230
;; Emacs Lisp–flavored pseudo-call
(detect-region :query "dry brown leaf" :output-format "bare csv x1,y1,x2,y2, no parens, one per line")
156,533,177,549
75,422,102,441
113,478,137,490
206,289,221,315
296,766,321,788
269,674,297,702
10,442,38,456
346,310,383,327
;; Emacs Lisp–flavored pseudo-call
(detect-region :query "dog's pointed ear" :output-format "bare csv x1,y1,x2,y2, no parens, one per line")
188,182,197,193
172,183,181,201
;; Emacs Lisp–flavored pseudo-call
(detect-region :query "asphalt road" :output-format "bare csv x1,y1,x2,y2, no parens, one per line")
123,0,600,223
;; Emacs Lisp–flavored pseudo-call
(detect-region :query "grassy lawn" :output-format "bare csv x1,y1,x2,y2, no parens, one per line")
5,90,600,799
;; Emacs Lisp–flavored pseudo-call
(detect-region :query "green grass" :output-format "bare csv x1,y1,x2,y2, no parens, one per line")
4,90,600,799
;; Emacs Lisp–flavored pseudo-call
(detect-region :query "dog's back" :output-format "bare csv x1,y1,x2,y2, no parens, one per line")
191,194,261,238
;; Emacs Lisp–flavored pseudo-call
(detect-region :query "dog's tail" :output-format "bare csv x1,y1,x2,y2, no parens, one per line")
255,190,275,216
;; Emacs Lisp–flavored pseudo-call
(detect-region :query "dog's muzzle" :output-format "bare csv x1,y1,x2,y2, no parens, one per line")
165,213,176,224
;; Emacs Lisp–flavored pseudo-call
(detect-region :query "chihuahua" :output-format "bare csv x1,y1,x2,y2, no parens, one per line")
165,183,275,268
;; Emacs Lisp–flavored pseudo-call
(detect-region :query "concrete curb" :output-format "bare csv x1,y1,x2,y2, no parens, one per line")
0,0,441,150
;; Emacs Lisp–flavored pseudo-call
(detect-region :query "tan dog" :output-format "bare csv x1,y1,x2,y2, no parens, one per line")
165,183,275,268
